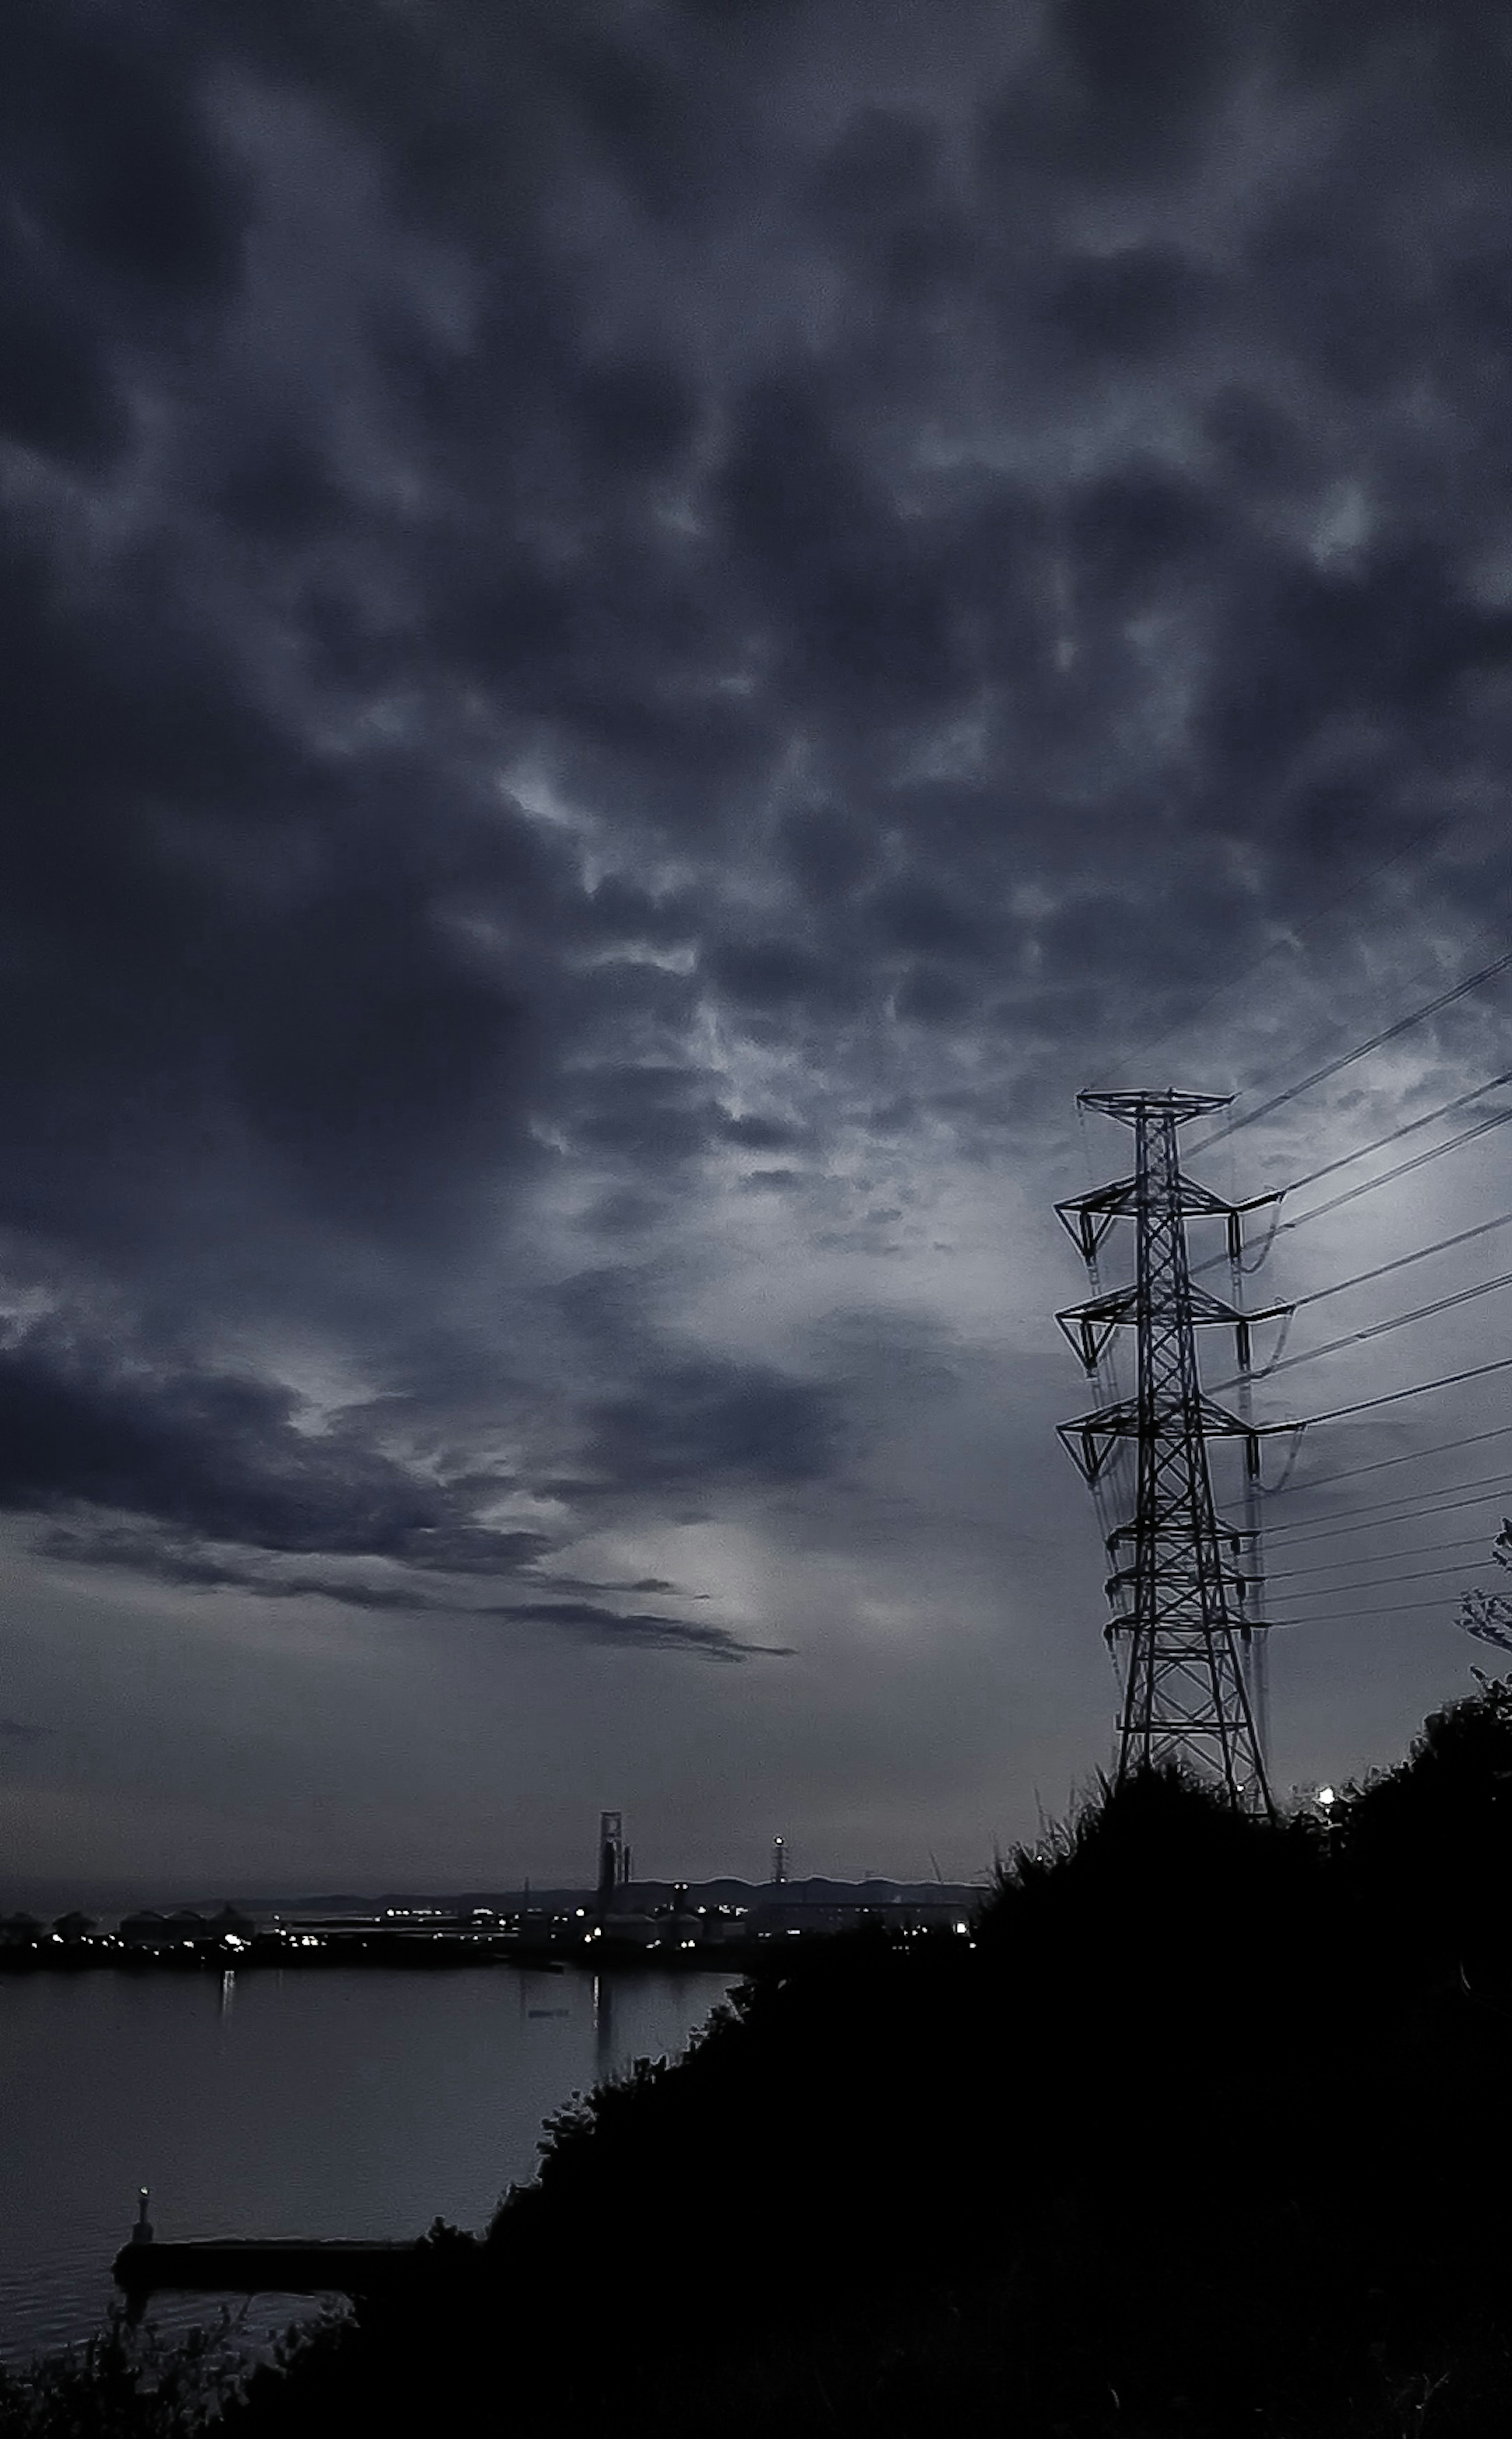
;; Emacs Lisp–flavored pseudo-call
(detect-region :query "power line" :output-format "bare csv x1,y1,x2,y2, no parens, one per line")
1275,1104,1512,1234
1213,1268,1512,1393
1284,1069,1512,1197
1270,1594,1482,1628
1297,1351,1512,1425
1286,1208,1512,1314
1267,1536,1496,1581
1268,1473,1512,1533
1277,1420,1512,1496
1190,946,1512,1157
1263,1477,1512,1545
1268,1473,1512,1551
1268,1555,1499,1596
1188,1101,1512,1284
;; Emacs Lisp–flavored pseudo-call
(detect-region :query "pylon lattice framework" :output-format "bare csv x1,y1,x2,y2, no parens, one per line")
1056,1092,1290,1811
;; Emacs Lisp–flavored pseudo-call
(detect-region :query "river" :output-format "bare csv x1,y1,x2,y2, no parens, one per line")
0,1964,736,2364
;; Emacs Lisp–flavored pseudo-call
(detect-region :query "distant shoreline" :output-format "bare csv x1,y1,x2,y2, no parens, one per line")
0,1878,982,1975
0,1935,759,1975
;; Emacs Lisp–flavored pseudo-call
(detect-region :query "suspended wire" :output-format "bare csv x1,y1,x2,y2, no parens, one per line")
1287,1207,1512,1314
1269,1472,1512,1529
1263,1476,1512,1545
1188,946,1512,1158
1284,1068,1512,1197
1189,1106,1512,1289
1257,1426,1308,1496
1188,1101,1512,1284
1234,1199,1285,1273
1275,1104,1512,1234
1213,1266,1512,1392
1277,1420,1512,1497
1267,1535,1497,1581
1068,933,1512,1663
1280,1267,1512,1374
1248,1305,1297,1371
1269,1594,1485,1628
1211,1217,1501,1387
1268,1555,1500,1596
1307,1356,1512,1424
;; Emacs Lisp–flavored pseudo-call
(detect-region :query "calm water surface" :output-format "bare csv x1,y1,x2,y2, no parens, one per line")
0,1965,735,2363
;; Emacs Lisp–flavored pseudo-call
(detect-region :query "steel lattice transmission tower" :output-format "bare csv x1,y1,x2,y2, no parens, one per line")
1056,1091,1289,1811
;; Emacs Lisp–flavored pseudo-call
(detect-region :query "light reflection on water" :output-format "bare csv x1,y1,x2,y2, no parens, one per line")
0,1966,735,2364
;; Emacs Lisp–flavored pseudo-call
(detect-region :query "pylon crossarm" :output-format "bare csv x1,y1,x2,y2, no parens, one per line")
1079,1089,1230,1124
1056,1286,1137,1372
1057,1173,1243,1228
1054,1184,1136,1261
1108,1514,1251,1550
1105,1557,1247,1597
1184,1284,1292,1330
1058,1286,1137,1329
1166,1177,1252,1220
1057,1275,1292,1376
1056,1414,1127,1481
1060,1394,1296,1448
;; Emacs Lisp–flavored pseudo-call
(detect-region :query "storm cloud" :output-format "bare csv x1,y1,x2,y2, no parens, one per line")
2,0,1512,1881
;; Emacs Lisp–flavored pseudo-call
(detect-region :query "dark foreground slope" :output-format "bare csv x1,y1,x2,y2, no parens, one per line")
13,1681,1512,2437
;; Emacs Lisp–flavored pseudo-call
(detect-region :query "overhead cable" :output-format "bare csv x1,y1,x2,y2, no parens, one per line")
1269,1594,1490,1627
1262,1477,1512,1545
1212,1267,1512,1393
1189,946,1512,1156
1283,1069,1512,1197
1268,1556,1498,1596
1279,1420,1512,1496
1284,1208,1512,1314
1267,1535,1497,1581
1275,1104,1512,1233
1298,1351,1512,1425
1188,1100,1512,1283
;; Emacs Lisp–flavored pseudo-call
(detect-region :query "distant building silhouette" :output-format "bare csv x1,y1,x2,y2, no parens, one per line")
596,1812,632,1915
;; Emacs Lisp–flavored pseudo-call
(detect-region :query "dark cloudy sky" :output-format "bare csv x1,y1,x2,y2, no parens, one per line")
3,0,1512,1896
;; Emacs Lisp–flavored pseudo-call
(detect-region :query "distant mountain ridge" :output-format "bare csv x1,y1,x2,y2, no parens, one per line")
171,1876,987,1918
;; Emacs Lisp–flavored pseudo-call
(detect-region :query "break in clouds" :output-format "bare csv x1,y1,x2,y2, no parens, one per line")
2,0,1512,1695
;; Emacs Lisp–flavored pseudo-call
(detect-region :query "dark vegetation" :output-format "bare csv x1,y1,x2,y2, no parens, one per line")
0,2312,260,2439
11,1678,1512,2435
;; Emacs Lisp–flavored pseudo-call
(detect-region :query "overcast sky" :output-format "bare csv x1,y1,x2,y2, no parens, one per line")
3,0,1512,1898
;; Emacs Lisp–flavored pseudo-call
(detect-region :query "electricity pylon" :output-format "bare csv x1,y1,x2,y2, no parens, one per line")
1056,1091,1290,1811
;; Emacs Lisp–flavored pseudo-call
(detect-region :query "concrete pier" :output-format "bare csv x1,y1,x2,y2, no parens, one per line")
113,2237,422,2298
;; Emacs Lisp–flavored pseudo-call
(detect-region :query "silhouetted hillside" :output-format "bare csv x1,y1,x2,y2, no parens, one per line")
14,1682,1512,2435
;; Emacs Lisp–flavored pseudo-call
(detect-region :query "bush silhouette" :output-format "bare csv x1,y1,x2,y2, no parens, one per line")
21,1683,1512,2435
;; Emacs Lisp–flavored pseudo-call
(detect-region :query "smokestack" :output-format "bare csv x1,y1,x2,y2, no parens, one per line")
597,1811,624,1913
